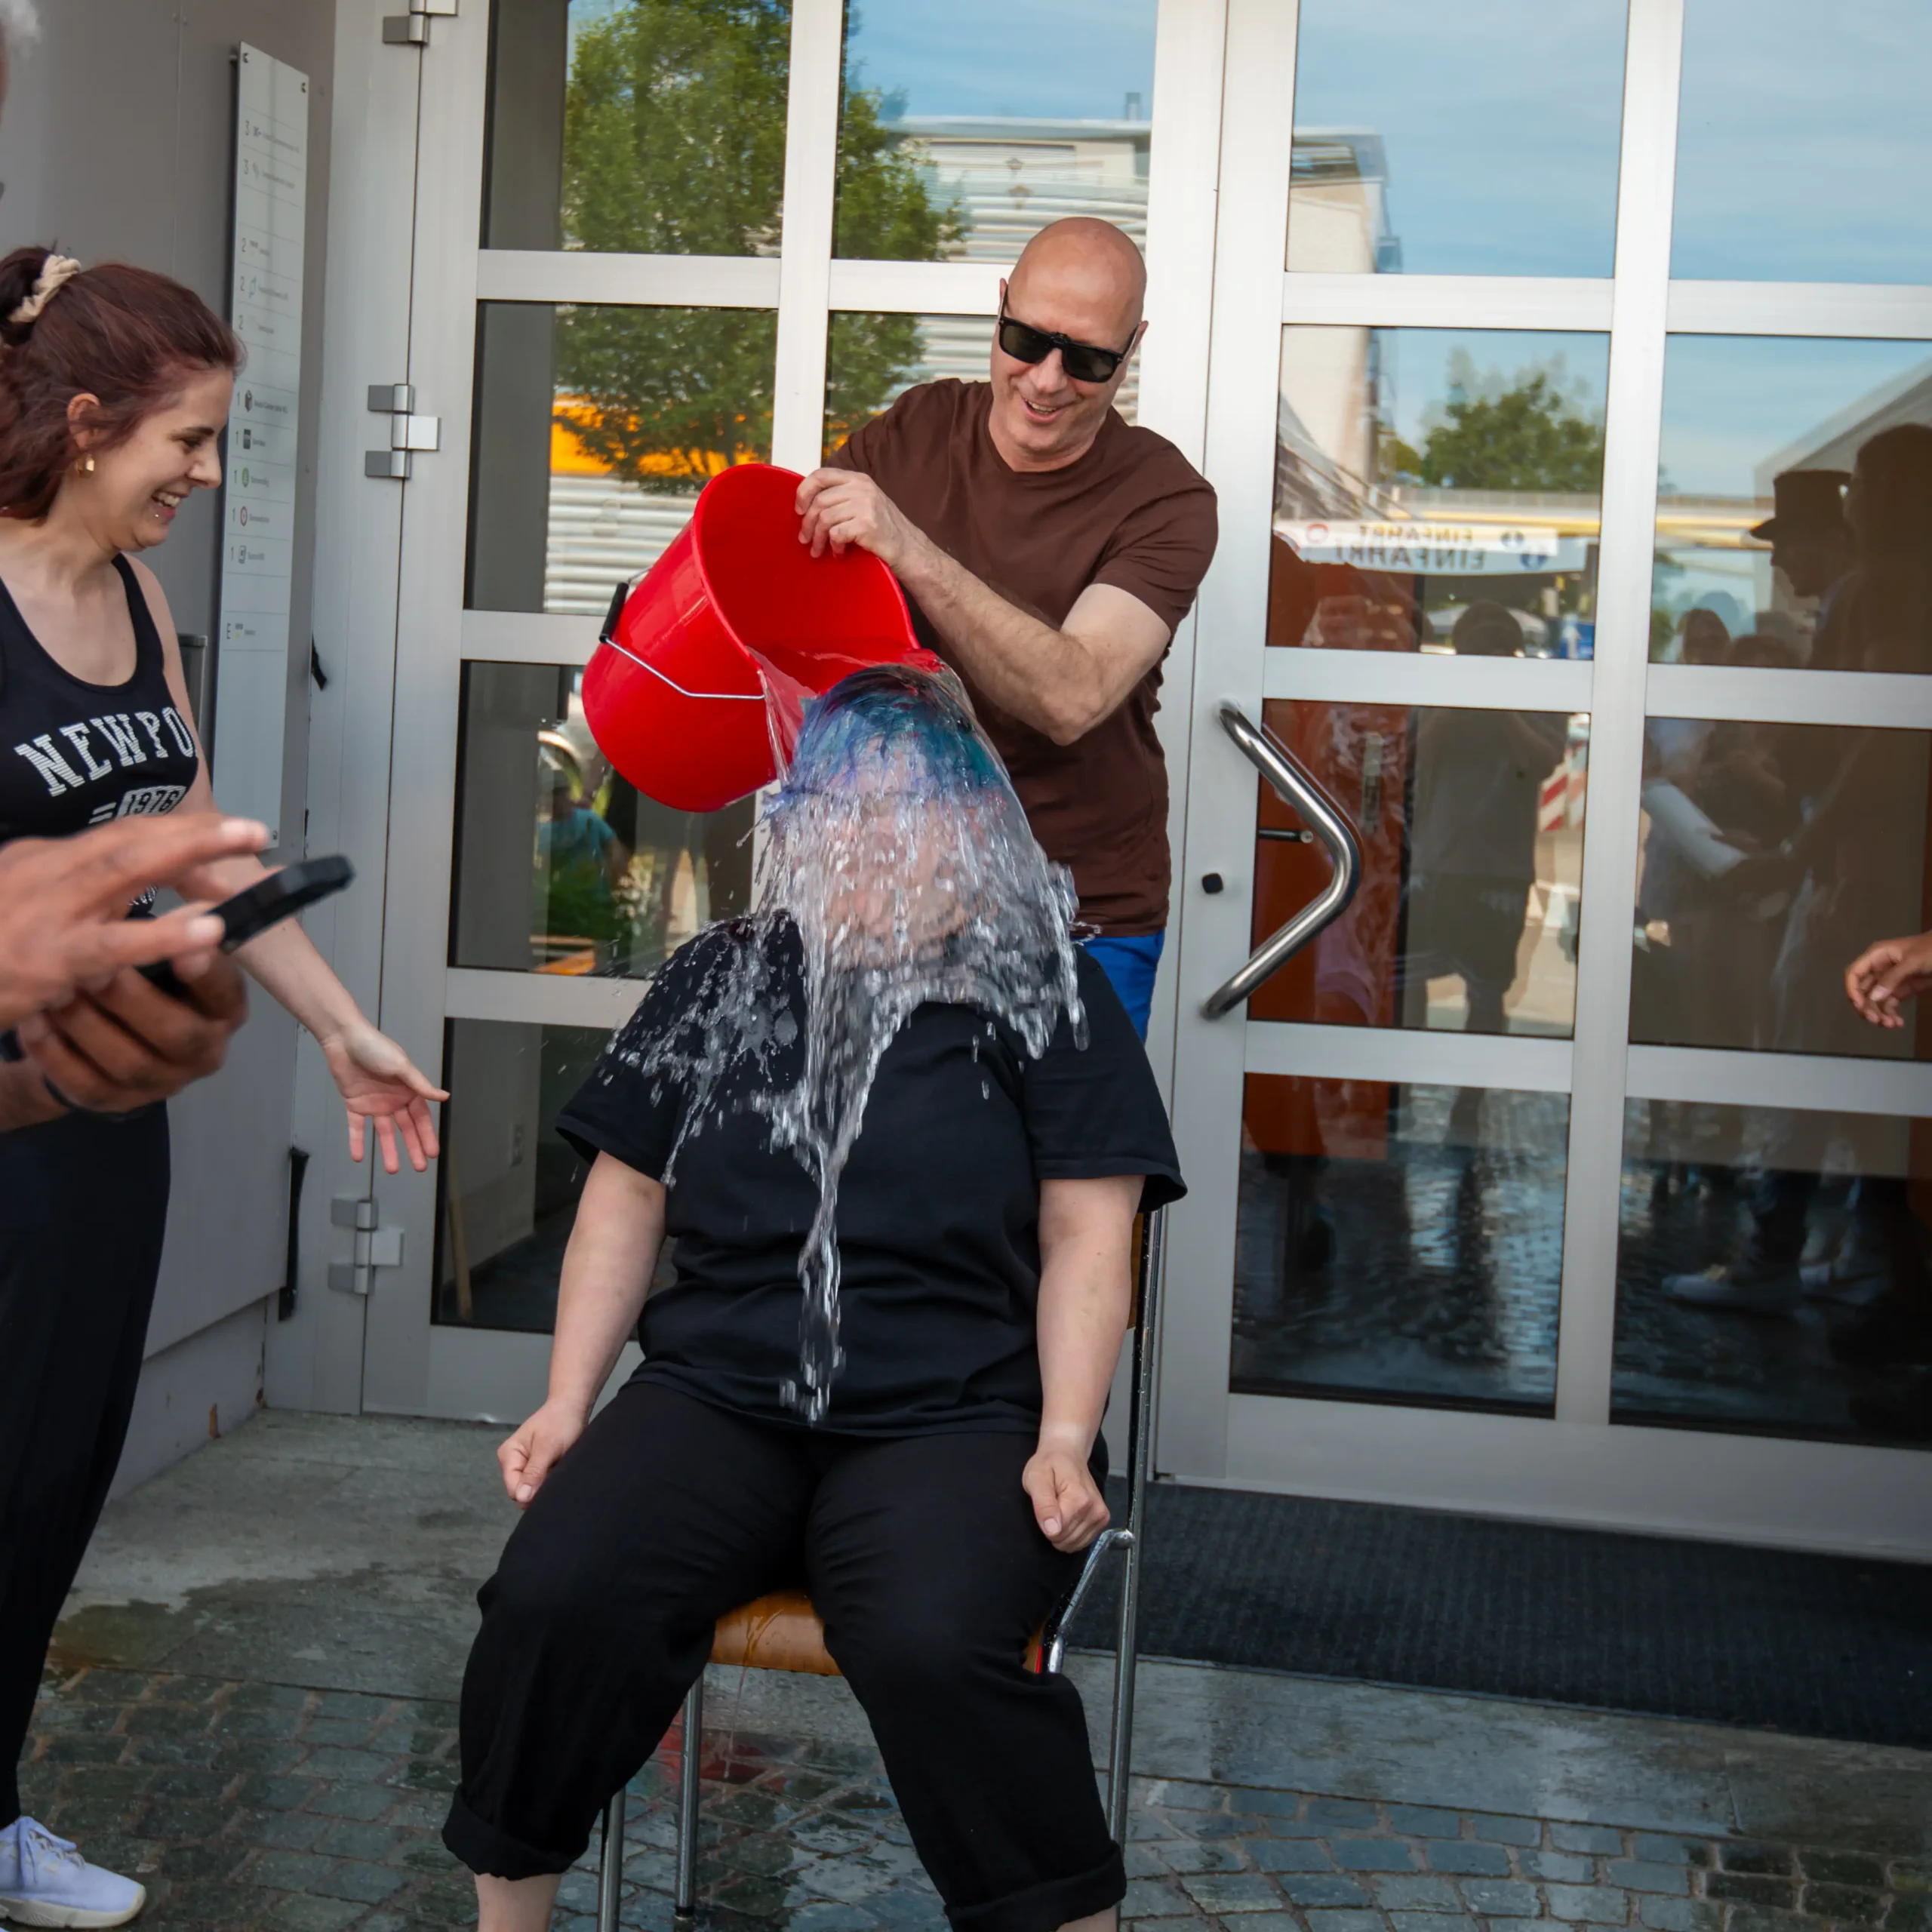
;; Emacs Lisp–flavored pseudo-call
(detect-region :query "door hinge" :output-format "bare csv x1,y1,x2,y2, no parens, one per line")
328,1195,407,1297
364,383,441,480
383,0,457,46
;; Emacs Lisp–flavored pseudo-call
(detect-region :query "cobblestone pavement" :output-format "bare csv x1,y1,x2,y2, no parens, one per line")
17,1663,1931,1932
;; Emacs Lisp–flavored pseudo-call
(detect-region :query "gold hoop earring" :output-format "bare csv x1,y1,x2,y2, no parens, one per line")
75,454,94,475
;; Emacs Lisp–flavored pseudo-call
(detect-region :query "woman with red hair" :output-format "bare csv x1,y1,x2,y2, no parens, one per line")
0,245,445,1926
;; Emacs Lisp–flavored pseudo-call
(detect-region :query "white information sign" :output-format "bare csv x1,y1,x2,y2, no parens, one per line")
212,44,308,844
1275,518,1590,576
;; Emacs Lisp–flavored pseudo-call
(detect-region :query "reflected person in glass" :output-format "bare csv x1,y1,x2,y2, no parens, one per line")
1401,603,1567,1051
444,670,1183,1932
1665,431,1932,1318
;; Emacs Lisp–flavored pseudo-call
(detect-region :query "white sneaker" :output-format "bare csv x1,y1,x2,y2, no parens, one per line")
1800,1251,1890,1306
0,1818,146,1928
1662,1263,1802,1314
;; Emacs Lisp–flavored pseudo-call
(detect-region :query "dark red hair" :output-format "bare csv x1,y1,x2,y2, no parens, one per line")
0,245,242,519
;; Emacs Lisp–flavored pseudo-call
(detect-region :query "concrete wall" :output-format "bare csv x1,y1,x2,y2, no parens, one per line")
0,0,337,1484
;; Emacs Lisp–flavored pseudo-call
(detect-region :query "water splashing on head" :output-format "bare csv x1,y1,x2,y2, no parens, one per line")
758,663,1085,1418
613,662,1084,1423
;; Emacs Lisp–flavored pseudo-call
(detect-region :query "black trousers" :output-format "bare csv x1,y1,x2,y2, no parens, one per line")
445,1382,1122,1932
0,1105,170,1826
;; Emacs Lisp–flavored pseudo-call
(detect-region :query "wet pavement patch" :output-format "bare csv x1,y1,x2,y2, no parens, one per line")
22,1664,1932,1932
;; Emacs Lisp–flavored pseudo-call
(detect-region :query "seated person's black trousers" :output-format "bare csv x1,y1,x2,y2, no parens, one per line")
444,1383,1123,1932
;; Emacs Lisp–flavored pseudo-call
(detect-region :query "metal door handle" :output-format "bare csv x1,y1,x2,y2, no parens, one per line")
1201,703,1362,1019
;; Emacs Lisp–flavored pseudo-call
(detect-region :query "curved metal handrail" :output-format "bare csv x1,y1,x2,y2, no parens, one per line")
1201,703,1363,1020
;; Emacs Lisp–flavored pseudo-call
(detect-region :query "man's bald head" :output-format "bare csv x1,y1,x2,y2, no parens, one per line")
1008,218,1147,343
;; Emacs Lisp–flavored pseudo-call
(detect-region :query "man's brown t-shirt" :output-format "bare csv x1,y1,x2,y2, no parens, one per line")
827,380,1218,935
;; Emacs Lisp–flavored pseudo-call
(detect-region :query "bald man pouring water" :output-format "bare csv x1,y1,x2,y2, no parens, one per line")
796,218,1217,1038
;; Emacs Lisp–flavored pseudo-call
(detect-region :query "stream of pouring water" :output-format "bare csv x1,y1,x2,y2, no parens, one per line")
613,663,1085,1422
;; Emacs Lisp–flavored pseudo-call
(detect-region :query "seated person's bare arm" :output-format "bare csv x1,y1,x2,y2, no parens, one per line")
500,1152,667,1506
795,468,1171,746
1024,1172,1143,1552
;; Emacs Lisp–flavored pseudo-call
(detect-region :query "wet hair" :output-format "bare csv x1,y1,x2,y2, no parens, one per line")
0,245,242,519
777,663,1007,802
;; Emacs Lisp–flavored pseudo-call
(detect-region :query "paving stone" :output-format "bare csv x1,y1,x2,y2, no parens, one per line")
1304,1912,1386,1932
1123,1841,1172,1879
1631,1838,1709,1869
1804,1854,1887,1888
1334,1838,1420,1872
1525,1853,1597,1884
1177,1871,1283,1913
1283,1875,1374,1909
1159,1780,1227,1811
1730,1912,1832,1932
1543,1884,1633,1924
1806,1883,1886,1923
1636,1897,1723,1932
1609,1862,1691,1895
1888,1900,1932,1932
1158,1838,1245,1874
1250,1840,1335,1874
246,1807,333,1850
1427,1844,1514,1878
1208,1916,1299,1932
1387,1914,1478,1932
297,1746,394,1783
1721,1845,1798,1876
1707,1873,1800,1909
1552,1825,1626,1856
1389,1807,1466,1839
242,1849,335,1891
1306,1799,1381,1832
1472,1815,1543,1847
260,1900,367,1932
1461,1880,1541,1917
1122,1877,1194,1918
1228,1789,1303,1819
1375,1876,1466,1911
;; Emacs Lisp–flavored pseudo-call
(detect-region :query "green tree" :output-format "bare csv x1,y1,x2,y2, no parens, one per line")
1414,354,1605,494
555,0,959,490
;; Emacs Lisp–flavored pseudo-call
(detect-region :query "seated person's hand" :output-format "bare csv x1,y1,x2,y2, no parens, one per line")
1023,1429,1109,1554
500,1398,588,1508
15,953,248,1112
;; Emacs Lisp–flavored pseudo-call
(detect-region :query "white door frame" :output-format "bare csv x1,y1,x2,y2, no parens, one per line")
1158,0,1932,1557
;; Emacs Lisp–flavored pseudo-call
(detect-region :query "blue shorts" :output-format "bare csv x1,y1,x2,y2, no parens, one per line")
1080,931,1166,1040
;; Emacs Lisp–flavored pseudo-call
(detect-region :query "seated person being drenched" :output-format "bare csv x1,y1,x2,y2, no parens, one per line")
444,666,1185,1932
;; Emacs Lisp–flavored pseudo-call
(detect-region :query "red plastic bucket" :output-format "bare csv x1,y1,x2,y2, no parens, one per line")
582,463,942,811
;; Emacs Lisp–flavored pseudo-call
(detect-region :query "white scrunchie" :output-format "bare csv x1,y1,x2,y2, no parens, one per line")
8,254,81,328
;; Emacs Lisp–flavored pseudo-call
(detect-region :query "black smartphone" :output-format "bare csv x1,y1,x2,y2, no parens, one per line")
0,854,355,1061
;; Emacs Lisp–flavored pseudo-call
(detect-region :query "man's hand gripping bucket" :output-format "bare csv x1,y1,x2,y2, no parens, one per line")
583,463,943,811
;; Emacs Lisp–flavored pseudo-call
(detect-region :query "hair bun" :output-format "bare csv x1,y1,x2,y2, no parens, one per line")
0,246,57,349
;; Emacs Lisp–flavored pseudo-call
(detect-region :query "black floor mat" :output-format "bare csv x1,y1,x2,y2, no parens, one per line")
1066,1478,1932,1749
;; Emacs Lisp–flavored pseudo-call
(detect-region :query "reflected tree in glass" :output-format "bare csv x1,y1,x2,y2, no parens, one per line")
558,0,958,488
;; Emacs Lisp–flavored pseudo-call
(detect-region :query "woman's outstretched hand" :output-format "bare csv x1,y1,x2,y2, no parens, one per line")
1023,1435,1109,1553
319,1020,448,1174
499,1400,588,1509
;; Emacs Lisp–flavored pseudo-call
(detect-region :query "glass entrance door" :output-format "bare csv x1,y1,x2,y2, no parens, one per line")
1160,0,1932,1553
355,0,1216,1420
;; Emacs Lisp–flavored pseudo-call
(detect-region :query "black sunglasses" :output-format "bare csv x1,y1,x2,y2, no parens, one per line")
995,302,1137,384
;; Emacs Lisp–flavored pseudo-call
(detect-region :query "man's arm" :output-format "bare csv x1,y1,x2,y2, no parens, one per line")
795,469,1171,746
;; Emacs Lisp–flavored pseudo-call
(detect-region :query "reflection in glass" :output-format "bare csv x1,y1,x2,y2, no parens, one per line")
451,662,755,980
1287,0,1625,277
1272,328,1607,656
823,310,1134,459
1252,701,1586,1038
833,0,1156,263
1673,2,1932,285
467,301,777,616
1651,337,1932,671
1232,1075,1567,1413
1632,719,1929,1063
1615,1100,1932,1447
481,0,791,254
435,1020,601,1333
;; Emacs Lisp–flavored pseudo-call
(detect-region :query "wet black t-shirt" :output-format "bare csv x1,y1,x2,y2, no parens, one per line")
554,920,1184,1435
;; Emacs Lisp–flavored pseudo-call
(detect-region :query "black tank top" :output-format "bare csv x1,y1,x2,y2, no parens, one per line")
0,555,202,906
